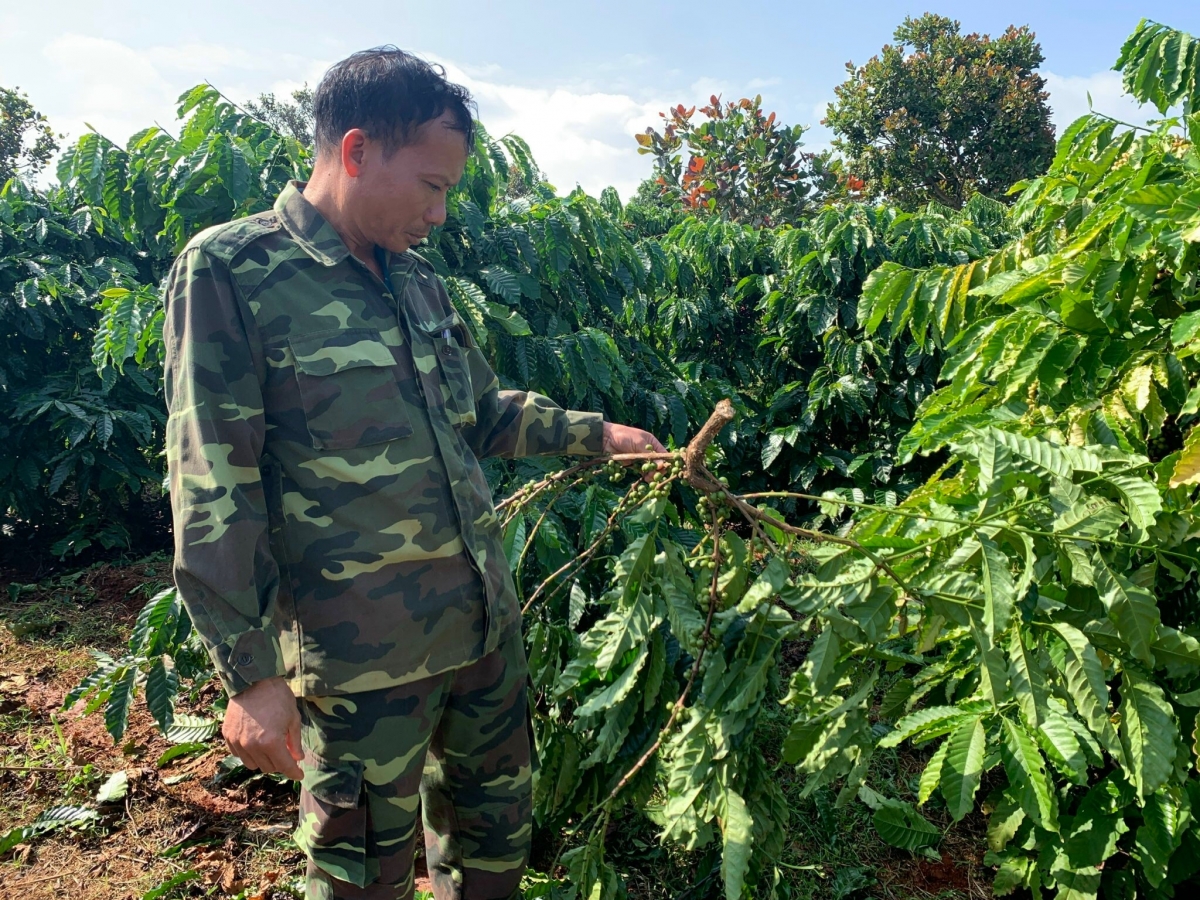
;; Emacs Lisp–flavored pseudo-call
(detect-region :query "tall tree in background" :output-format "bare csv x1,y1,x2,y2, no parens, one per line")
824,14,1055,209
245,85,315,147
636,95,837,225
0,86,59,184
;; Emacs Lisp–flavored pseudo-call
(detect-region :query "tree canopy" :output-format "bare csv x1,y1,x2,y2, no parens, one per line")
245,85,315,148
0,86,59,184
825,13,1056,209
636,95,837,226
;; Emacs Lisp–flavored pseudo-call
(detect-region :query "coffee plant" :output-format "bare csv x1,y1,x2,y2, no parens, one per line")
13,14,1200,900
0,178,165,555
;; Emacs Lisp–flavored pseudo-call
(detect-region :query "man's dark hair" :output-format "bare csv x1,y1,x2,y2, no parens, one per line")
313,47,475,156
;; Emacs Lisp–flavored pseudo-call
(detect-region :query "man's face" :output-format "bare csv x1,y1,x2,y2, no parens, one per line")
345,112,469,255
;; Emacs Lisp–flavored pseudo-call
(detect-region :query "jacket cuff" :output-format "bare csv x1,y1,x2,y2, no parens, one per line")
209,626,288,696
563,411,606,456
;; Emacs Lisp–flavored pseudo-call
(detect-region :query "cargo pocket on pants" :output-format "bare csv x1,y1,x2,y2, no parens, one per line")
295,752,375,888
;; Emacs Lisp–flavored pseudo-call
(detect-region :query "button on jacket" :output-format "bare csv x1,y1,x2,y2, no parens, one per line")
164,182,604,698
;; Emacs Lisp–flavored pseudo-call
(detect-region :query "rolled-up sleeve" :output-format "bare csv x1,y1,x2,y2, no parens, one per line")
163,247,286,695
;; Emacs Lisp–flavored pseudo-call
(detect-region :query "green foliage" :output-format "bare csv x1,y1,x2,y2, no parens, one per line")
56,84,310,266
0,85,59,184
64,587,211,741
1,78,306,558
0,178,165,556
0,804,98,857
425,120,711,434
508,18,1200,897
743,195,1013,498
139,870,202,900
245,84,315,148
778,20,1200,897
41,15,1200,899
825,14,1056,209
858,787,941,851
1117,19,1200,115
2,75,1010,557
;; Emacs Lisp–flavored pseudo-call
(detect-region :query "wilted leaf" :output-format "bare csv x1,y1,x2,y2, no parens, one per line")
165,714,221,744
95,770,129,803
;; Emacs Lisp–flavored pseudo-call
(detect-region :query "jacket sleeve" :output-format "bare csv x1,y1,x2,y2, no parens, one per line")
447,285,605,460
163,246,286,696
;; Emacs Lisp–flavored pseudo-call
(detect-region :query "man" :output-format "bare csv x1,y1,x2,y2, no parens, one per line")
164,48,663,900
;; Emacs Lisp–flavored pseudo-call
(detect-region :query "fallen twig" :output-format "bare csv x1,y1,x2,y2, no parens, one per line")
0,764,83,772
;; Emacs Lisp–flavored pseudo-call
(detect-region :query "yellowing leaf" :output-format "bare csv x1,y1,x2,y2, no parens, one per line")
1169,425,1200,487
1124,365,1155,412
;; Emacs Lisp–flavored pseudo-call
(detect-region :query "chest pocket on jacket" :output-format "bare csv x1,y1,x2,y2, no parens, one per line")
288,328,413,450
418,314,476,428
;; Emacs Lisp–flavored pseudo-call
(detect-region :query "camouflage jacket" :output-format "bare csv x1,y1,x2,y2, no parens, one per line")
164,182,604,698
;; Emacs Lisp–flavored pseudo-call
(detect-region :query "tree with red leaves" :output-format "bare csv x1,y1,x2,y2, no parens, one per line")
635,95,836,226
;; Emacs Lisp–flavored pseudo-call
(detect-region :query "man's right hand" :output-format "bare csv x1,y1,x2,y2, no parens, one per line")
222,675,304,780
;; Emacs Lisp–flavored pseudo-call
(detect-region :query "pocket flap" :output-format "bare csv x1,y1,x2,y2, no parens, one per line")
289,328,396,376
301,752,364,809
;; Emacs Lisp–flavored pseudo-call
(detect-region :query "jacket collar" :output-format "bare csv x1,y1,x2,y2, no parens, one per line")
274,181,351,267
273,181,425,277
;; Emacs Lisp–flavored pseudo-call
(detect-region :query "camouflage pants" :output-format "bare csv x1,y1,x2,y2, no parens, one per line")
294,633,532,900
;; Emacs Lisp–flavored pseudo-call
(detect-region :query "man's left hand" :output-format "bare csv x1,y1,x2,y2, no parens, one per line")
602,422,666,455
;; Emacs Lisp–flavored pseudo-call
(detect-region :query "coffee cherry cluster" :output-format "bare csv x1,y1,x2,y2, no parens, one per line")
694,492,730,527
595,458,626,483
598,454,685,499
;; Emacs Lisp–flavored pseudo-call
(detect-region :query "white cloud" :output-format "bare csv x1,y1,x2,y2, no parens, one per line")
25,32,667,199
41,34,179,148
34,34,329,155
436,58,668,198
143,43,265,75
1043,69,1167,133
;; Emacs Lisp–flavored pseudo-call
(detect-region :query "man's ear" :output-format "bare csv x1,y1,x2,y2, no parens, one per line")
341,129,369,178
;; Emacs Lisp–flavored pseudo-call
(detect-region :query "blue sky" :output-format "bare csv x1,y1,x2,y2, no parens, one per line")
2,1,1198,197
